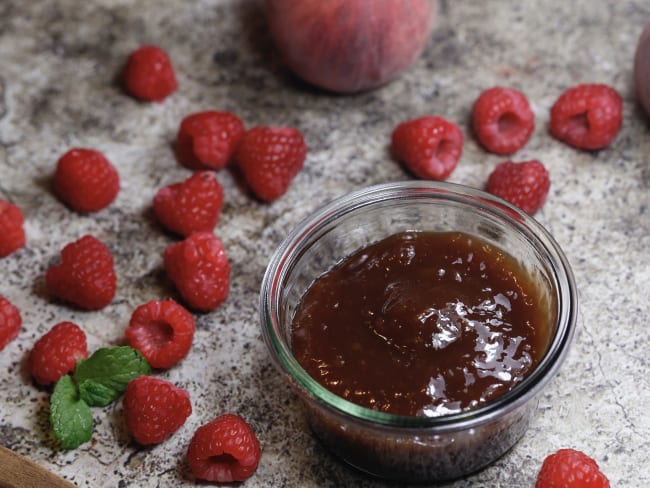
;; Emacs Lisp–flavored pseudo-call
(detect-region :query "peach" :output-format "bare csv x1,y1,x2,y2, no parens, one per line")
634,20,650,116
265,0,436,94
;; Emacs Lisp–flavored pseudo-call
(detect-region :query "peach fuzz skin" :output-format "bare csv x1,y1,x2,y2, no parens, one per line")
265,0,436,94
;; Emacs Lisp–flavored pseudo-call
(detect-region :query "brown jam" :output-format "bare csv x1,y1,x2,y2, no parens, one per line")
291,231,553,417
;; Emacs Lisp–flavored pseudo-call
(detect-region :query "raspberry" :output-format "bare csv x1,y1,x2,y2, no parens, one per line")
536,448,610,488
45,235,117,310
153,171,224,237
486,159,550,214
164,232,230,312
0,199,26,258
54,148,120,213
549,83,623,150
187,413,261,483
125,299,195,369
123,45,177,102
176,111,245,170
29,322,88,385
472,86,535,155
391,116,464,180
0,296,21,351
123,375,192,445
237,126,307,202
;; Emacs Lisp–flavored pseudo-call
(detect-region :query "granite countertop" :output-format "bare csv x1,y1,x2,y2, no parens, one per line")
1,0,649,486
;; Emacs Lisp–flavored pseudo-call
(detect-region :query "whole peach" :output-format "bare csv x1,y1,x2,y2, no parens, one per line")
634,20,650,116
265,0,436,94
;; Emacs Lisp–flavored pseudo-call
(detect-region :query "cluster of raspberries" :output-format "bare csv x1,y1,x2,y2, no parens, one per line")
392,83,623,214
0,44,300,484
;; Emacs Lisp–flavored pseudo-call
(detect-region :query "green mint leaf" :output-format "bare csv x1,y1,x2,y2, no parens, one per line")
75,346,151,407
77,381,116,407
50,375,93,450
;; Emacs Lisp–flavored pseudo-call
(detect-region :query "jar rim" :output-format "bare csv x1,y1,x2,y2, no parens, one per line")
260,180,578,430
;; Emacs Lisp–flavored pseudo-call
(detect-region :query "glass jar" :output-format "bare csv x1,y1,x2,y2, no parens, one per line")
260,181,578,483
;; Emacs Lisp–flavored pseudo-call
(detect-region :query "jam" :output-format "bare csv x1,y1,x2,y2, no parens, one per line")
291,231,553,417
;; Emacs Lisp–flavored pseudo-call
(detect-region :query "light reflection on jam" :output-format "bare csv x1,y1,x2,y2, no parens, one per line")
291,231,551,417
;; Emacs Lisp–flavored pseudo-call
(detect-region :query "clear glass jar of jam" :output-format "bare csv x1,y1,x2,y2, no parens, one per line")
261,181,577,483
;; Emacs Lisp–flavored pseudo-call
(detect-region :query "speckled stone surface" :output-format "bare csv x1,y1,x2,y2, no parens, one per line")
1,0,649,486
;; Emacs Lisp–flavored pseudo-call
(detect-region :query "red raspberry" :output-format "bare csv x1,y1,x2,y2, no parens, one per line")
125,299,195,369
549,83,623,150
0,199,26,258
153,171,224,237
54,148,120,213
536,448,610,488
45,235,117,310
29,321,88,385
187,413,261,483
164,232,230,312
123,375,192,445
486,160,550,214
0,296,21,351
237,126,307,202
472,86,535,155
391,116,464,180
176,111,245,170
123,45,177,102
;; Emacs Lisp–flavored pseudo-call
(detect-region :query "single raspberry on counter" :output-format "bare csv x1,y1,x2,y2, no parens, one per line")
486,159,550,214
164,232,230,312
123,375,192,445
0,296,21,351
153,171,224,237
29,321,88,385
236,126,307,202
45,235,117,310
176,111,245,170
187,413,261,483
123,45,177,102
549,83,622,150
125,299,195,369
472,86,535,155
0,199,26,258
54,148,120,213
536,448,610,488
391,116,464,180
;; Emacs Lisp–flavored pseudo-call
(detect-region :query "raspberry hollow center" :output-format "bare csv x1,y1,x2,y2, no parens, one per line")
209,453,237,465
436,138,460,164
567,112,589,136
497,112,521,135
144,320,174,347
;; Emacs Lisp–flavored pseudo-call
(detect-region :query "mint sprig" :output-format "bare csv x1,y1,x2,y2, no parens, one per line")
50,375,93,450
75,346,151,406
49,345,150,449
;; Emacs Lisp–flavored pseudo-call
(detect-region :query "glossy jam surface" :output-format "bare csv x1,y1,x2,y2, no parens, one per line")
291,231,553,417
